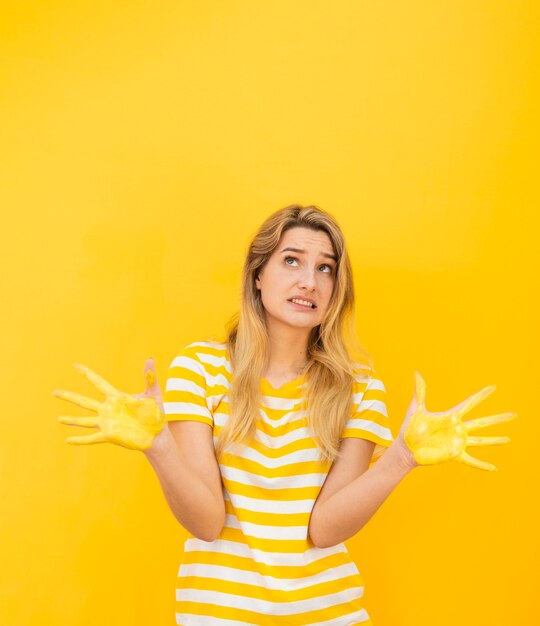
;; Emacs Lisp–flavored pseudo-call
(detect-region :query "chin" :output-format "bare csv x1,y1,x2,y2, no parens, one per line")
286,318,320,330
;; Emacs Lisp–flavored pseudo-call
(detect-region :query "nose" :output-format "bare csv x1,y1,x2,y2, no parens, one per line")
297,267,317,291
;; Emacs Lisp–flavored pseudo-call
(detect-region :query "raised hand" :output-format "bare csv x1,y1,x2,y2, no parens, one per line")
397,372,517,471
52,359,165,451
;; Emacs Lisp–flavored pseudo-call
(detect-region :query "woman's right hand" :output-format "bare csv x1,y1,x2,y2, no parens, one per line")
52,358,167,452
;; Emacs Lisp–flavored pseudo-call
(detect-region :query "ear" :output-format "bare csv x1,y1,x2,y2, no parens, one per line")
255,273,261,289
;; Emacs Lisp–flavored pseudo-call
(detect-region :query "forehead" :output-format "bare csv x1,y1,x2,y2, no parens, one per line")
276,226,335,254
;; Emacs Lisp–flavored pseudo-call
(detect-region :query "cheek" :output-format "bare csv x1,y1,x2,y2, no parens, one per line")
324,276,336,293
322,281,336,304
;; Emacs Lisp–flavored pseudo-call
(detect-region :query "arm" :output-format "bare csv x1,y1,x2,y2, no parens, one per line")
53,357,226,542
309,370,516,549
144,422,226,543
309,441,415,549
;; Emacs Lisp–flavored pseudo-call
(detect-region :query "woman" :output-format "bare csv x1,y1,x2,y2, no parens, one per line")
54,204,515,625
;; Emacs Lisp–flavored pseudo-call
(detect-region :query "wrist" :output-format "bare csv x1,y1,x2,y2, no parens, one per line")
391,439,419,472
143,423,175,460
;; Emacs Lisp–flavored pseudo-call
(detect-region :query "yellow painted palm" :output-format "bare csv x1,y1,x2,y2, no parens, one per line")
52,360,165,451
401,372,517,471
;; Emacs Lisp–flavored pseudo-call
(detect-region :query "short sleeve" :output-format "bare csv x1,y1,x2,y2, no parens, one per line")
341,372,394,464
162,343,214,428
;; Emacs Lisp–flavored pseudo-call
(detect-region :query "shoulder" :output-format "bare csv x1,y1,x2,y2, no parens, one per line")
170,339,229,375
351,363,386,395
181,339,227,357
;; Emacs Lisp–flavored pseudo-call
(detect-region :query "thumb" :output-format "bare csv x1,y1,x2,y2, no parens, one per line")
142,358,164,404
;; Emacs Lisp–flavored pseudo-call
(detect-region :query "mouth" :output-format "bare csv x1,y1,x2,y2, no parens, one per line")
287,298,317,311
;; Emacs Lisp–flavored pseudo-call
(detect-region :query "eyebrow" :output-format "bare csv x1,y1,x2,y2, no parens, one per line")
279,247,338,262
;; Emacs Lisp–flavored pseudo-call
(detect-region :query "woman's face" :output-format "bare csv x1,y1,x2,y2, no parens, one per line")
255,226,337,333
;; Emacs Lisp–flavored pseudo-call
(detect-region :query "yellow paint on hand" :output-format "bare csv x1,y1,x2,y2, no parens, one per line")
403,372,517,471
52,362,164,451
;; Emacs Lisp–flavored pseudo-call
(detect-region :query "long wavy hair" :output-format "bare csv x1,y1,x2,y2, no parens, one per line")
214,204,373,464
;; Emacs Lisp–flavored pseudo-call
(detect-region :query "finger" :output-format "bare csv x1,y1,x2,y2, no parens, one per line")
51,389,100,411
452,384,497,419
465,435,511,446
143,357,164,404
57,416,100,428
72,362,122,396
457,451,497,471
414,371,427,409
132,359,158,399
465,412,517,431
145,358,157,388
66,432,107,445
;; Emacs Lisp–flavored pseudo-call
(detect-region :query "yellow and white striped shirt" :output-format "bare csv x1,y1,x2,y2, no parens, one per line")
163,339,394,626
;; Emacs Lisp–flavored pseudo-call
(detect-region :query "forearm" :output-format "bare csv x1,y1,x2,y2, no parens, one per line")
310,442,417,548
143,428,224,542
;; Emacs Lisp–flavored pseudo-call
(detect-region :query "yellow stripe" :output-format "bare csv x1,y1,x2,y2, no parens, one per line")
221,478,322,500
180,549,358,578
219,452,330,478
167,364,206,387
165,389,208,403
255,416,312,438
247,435,323,458
225,499,310,526
340,428,392,447
166,414,213,427
176,573,364,602
218,526,314,552
175,598,370,626
357,386,385,400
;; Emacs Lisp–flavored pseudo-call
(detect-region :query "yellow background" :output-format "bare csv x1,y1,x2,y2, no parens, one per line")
1,1,538,624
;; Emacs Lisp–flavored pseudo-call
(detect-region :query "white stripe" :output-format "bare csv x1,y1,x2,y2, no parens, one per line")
219,465,327,489
344,418,392,440
175,610,370,626
166,377,224,414
223,441,323,468
182,537,347,567
258,407,307,427
169,355,205,374
212,409,306,430
176,614,258,626
194,347,232,372
352,397,388,417
163,402,212,419
225,491,315,514
253,423,315,447
309,609,371,625
198,369,230,390
224,513,308,540
259,394,304,410
175,586,364,616
165,378,206,394
211,411,228,428
169,355,229,393
177,562,362,591
362,378,386,391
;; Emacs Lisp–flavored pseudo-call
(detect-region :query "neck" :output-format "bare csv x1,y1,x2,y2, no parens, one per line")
264,321,310,377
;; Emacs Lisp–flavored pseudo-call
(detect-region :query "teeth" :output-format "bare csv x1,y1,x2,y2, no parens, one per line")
291,298,314,308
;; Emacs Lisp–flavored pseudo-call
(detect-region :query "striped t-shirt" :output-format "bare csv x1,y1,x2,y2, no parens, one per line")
163,340,394,626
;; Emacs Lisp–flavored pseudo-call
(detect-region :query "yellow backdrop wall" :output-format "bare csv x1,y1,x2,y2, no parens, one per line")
1,1,538,625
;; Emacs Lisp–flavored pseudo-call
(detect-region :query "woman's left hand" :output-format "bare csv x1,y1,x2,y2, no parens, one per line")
395,372,517,471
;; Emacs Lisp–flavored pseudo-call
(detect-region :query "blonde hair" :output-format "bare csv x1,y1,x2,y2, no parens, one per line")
215,204,373,464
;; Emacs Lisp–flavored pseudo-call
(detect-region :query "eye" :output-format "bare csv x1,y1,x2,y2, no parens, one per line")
284,256,334,274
